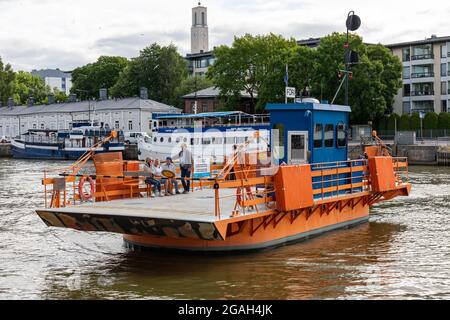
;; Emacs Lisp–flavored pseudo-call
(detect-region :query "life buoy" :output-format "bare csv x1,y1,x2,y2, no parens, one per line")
78,176,95,201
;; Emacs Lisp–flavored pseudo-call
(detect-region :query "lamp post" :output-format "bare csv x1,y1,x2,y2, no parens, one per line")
344,11,361,106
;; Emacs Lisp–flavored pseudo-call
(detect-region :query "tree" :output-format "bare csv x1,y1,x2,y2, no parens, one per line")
71,56,128,100
309,33,402,124
424,112,438,130
53,88,68,103
387,113,400,131
0,56,15,106
207,33,297,113
12,71,50,105
111,43,187,106
438,112,450,129
398,114,411,131
173,76,213,108
410,112,421,131
288,46,317,97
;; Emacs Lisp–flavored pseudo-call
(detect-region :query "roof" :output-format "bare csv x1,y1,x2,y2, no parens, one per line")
0,97,182,117
156,111,249,120
297,37,322,47
266,102,352,113
183,86,255,99
385,35,450,49
185,51,214,60
31,69,72,79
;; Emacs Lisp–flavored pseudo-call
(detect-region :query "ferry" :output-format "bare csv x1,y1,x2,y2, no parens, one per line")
35,101,411,253
138,111,271,163
11,121,125,160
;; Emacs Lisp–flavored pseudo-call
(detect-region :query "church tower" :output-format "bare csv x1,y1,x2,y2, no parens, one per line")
191,2,209,54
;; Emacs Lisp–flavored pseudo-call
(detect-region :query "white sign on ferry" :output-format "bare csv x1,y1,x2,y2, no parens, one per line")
194,157,211,179
286,87,296,99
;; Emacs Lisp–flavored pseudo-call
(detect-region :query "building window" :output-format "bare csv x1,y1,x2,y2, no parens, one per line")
402,102,412,114
403,84,411,97
441,100,448,113
402,47,411,62
412,83,434,96
441,82,447,96
412,101,434,113
114,121,120,130
202,102,208,113
412,44,433,60
441,45,447,58
336,124,347,148
149,120,152,130
201,12,205,26
194,12,197,25
33,124,37,129
441,63,447,77
314,124,323,148
128,120,133,131
324,124,334,148
402,66,410,79
412,64,434,78
40,123,45,130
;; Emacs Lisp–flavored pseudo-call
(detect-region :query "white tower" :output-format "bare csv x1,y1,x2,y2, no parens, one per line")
191,2,209,54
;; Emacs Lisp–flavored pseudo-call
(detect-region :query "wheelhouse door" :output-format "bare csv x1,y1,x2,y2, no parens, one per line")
288,131,308,165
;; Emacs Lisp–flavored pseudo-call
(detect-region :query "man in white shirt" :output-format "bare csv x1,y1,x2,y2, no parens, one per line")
174,144,193,194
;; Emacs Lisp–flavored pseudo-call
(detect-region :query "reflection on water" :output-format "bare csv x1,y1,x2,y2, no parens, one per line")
0,158,449,300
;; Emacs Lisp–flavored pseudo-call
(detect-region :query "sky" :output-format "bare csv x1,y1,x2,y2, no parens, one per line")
0,0,449,71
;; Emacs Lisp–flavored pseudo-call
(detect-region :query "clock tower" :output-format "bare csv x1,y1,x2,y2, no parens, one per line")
191,2,209,54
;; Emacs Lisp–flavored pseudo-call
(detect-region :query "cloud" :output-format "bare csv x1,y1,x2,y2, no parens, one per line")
0,0,449,71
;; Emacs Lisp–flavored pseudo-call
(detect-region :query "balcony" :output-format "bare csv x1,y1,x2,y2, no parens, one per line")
410,90,435,96
412,53,434,60
411,72,434,78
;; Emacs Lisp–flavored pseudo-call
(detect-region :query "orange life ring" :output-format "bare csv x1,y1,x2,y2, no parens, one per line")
78,176,95,201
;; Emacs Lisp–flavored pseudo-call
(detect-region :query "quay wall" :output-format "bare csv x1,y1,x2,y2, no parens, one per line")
0,143,11,158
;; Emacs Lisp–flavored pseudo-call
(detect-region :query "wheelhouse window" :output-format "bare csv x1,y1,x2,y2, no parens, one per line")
314,124,323,148
337,124,347,148
324,124,334,148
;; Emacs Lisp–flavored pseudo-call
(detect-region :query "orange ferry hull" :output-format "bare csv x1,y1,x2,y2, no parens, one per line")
123,201,369,252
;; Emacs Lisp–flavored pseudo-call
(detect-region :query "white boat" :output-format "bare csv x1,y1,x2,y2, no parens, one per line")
137,111,271,163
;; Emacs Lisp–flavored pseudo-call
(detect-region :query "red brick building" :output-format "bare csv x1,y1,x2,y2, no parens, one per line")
183,87,256,114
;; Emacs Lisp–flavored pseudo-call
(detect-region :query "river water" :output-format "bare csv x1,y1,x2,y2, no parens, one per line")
0,158,449,300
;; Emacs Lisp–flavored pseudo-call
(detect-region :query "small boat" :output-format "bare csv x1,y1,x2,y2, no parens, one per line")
138,111,271,163
35,101,411,253
11,121,125,160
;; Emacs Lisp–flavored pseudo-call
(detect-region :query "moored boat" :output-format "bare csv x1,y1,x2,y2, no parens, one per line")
11,121,125,160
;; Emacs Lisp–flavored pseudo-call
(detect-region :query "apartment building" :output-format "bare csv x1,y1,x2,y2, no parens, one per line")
386,35,450,114
31,69,73,95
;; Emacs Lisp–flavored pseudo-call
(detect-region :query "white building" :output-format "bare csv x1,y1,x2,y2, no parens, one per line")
0,97,181,138
191,2,209,54
31,69,73,95
386,35,450,114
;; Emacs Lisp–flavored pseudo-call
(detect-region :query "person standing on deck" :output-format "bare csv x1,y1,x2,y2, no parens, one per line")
173,143,193,194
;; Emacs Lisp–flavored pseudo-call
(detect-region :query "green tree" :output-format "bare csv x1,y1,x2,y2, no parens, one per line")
0,56,15,106
111,43,187,106
387,113,400,131
173,76,213,108
207,33,297,113
310,33,402,124
12,71,50,105
398,114,411,130
438,112,450,129
53,87,68,103
71,56,128,100
366,45,403,114
288,45,317,96
424,112,438,130
410,112,421,131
